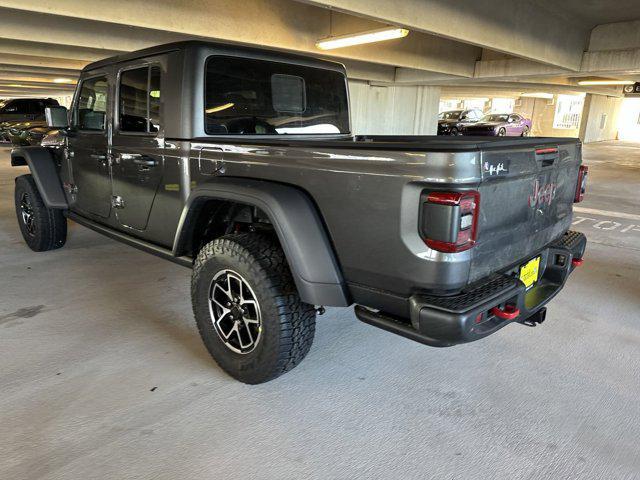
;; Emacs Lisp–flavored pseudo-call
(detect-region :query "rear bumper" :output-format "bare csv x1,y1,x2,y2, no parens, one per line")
355,230,586,347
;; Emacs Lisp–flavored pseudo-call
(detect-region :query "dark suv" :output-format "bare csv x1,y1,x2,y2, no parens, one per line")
437,109,483,135
0,98,60,142
11,41,587,384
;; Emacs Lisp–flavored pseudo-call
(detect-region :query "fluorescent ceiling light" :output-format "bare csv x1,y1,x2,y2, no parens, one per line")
521,92,554,99
316,27,409,50
53,78,74,84
577,80,634,86
205,102,234,114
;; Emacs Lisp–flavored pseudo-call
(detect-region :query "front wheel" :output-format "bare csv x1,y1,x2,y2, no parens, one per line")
497,128,506,136
450,127,459,136
14,174,67,252
191,233,316,384
521,126,530,137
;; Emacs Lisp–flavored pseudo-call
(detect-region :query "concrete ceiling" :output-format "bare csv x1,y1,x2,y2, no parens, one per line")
547,0,640,26
0,0,639,99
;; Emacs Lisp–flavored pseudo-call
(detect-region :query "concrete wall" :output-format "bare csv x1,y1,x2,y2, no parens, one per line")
579,94,623,143
514,97,580,138
348,81,440,135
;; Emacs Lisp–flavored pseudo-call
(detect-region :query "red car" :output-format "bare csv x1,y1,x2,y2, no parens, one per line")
459,113,532,136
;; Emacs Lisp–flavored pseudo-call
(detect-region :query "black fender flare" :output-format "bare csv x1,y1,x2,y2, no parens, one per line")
173,178,349,307
11,146,67,209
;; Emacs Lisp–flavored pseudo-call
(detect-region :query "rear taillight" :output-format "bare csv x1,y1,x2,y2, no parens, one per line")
574,165,588,203
421,191,480,253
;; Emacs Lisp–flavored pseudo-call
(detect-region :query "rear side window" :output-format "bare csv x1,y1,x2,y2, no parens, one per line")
204,56,349,135
118,65,162,133
75,76,108,131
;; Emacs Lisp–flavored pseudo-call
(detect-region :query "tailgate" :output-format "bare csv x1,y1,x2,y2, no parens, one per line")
469,140,581,282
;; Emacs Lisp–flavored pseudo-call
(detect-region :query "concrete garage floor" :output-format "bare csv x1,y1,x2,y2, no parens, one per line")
1,142,639,480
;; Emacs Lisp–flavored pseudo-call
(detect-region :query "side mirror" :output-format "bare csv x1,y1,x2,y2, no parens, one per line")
45,106,69,128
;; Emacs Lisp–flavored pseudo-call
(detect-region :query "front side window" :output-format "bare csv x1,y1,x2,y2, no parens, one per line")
75,76,108,131
205,56,349,135
438,111,462,120
119,65,162,133
3,100,29,114
482,114,509,123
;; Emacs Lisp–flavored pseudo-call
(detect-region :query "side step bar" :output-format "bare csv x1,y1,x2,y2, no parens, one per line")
66,212,193,268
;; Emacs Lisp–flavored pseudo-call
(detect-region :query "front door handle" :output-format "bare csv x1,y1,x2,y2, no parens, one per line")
119,153,141,161
118,153,157,167
132,157,157,167
90,153,107,161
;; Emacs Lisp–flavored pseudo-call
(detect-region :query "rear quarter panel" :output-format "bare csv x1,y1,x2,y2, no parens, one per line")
194,142,482,297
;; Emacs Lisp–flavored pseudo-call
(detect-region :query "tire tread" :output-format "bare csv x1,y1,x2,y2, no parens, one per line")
191,233,316,383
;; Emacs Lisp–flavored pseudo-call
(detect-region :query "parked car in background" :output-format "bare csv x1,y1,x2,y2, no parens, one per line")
437,109,483,135
5,121,53,146
0,98,60,123
0,120,16,142
0,99,61,143
460,113,531,136
21,126,59,146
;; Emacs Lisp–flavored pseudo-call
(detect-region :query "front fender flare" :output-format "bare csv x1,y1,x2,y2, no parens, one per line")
11,146,67,209
174,178,349,307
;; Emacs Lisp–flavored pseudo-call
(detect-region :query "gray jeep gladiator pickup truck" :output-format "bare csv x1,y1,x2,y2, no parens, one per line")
11,41,588,384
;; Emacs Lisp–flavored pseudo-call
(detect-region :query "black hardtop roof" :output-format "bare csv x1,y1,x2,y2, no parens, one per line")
83,40,347,73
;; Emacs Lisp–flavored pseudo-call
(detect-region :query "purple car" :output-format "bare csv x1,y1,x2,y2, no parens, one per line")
459,113,532,136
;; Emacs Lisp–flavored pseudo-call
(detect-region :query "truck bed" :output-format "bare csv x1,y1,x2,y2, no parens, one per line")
189,134,579,152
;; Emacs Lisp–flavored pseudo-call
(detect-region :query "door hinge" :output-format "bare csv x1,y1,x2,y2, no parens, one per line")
111,195,125,209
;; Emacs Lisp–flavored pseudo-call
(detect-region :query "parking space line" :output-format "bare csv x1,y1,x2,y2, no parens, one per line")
574,207,640,222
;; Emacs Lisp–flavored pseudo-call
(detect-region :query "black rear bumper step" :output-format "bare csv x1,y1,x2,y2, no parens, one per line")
355,230,586,347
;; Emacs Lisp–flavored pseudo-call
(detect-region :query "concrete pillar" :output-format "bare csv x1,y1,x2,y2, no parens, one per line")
348,80,441,135
579,94,623,143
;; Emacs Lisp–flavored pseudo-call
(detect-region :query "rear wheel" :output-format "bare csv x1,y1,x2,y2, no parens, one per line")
191,233,316,384
497,128,506,136
14,174,67,252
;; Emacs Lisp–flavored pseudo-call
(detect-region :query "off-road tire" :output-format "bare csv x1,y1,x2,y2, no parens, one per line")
191,233,316,384
14,174,67,252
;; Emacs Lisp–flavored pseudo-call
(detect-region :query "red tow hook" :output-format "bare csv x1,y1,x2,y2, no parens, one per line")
490,304,520,321
571,258,584,267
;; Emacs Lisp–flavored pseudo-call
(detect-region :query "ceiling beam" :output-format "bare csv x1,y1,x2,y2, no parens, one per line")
0,3,479,77
296,0,588,70
0,53,86,70
424,80,623,97
0,39,120,62
0,80,75,89
0,64,81,77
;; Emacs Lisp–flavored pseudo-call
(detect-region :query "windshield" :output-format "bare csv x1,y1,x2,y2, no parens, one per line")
438,110,461,120
481,114,509,122
204,56,350,135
